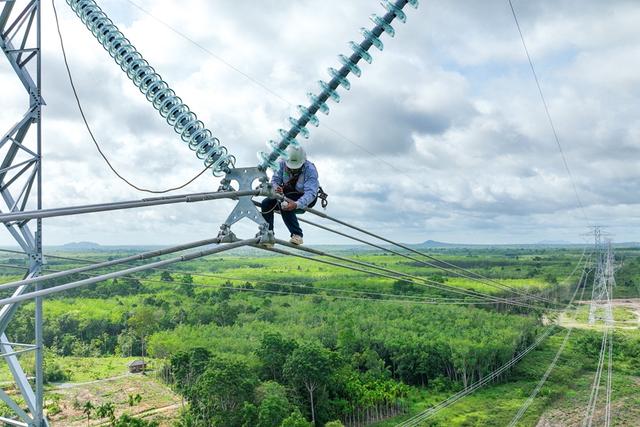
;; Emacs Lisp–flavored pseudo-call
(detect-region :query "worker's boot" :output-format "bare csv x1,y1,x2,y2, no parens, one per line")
289,235,303,245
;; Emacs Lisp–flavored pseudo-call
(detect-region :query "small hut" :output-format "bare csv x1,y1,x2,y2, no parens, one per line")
128,360,147,374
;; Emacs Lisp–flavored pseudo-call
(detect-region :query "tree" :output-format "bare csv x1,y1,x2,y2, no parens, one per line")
160,271,174,282
284,342,333,425
280,409,312,427
128,393,142,407
256,381,290,427
170,347,211,396
113,414,159,427
95,402,115,424
82,401,94,427
179,273,194,297
117,331,138,357
128,306,163,368
256,332,297,381
190,355,258,426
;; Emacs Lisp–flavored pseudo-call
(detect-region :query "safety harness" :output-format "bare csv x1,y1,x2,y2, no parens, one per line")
283,165,329,209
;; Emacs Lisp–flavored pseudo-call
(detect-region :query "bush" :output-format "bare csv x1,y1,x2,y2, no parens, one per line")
280,409,311,427
44,359,69,383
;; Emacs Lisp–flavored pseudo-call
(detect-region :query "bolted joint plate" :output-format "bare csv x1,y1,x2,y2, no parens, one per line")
219,167,279,238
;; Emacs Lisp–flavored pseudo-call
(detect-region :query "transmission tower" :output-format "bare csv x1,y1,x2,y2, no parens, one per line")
588,227,613,325
0,0,46,425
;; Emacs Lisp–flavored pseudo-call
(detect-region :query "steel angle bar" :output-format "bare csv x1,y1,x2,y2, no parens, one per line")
0,110,34,150
1,333,36,417
0,342,35,348
0,157,36,177
18,50,35,67
0,236,224,291
0,416,29,427
2,0,33,41
0,388,30,425
0,238,258,305
9,165,36,211
4,47,37,53
0,3,17,34
0,189,260,222
0,346,36,358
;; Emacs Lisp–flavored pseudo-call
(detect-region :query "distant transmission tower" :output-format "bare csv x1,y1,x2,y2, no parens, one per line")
588,227,613,325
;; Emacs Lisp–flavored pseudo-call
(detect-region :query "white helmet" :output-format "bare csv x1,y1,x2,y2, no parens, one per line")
285,145,306,169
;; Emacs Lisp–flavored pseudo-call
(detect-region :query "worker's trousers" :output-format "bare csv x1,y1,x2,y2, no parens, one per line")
261,198,304,237
260,192,316,237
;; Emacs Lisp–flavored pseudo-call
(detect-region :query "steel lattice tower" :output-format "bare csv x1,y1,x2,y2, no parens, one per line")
0,0,46,425
588,227,613,325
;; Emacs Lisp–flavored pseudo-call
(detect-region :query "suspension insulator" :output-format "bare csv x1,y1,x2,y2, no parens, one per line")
65,0,235,176
258,0,419,171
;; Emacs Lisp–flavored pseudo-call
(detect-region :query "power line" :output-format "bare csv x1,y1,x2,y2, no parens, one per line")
0,263,502,308
398,255,589,426
0,235,587,311
52,0,210,194
0,250,502,305
294,211,563,305
508,265,589,426
584,327,608,427
0,239,257,306
302,205,581,306
127,266,484,304
262,241,565,311
507,0,589,224
605,329,613,427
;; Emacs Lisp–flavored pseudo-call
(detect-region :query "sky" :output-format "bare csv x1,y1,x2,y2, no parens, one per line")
1,0,639,246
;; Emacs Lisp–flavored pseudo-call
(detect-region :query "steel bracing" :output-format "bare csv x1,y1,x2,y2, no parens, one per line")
588,227,614,325
0,0,45,425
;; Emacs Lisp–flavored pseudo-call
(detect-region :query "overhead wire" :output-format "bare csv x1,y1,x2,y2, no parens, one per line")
0,263,504,308
397,253,590,426
0,248,555,308
0,242,587,311
301,206,582,306
583,326,608,427
262,240,569,311
605,326,613,427
51,0,209,194
0,239,260,306
507,260,590,426
0,250,502,306
119,265,488,304
507,0,589,224
270,203,567,306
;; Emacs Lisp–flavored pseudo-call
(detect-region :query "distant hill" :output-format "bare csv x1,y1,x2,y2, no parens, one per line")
61,241,102,250
419,240,458,248
536,240,572,245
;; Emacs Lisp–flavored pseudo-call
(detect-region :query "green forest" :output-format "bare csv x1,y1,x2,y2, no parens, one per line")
0,246,638,426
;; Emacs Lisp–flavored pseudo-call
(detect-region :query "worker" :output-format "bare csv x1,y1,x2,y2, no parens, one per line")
261,145,319,245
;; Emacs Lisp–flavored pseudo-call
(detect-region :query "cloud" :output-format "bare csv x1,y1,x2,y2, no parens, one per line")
0,0,638,245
